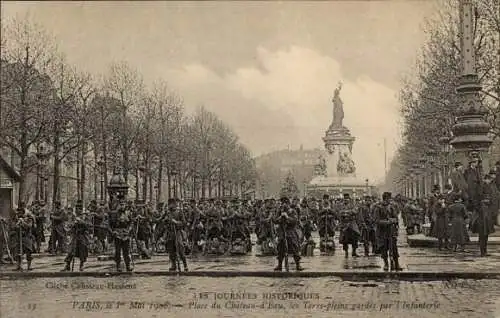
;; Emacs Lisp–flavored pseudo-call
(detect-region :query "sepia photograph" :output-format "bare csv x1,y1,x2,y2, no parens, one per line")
0,0,499,317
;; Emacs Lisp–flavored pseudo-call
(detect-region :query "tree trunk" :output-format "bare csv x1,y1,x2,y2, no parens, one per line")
17,150,29,204
52,133,61,203
135,157,139,202
157,159,163,202
93,145,98,201
80,142,86,205
53,154,61,204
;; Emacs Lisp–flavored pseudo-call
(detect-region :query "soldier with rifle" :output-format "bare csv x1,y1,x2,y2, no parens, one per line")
163,198,188,272
32,201,47,253
108,199,134,272
47,201,67,254
10,202,36,271
373,192,402,271
273,197,303,272
62,211,92,271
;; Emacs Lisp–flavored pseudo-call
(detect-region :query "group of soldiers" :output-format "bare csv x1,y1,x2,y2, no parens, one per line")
0,190,405,272
401,160,499,255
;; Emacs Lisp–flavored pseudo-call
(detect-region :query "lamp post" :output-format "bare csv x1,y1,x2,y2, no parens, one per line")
450,0,492,167
425,150,439,191
448,0,493,257
365,178,369,196
97,155,104,202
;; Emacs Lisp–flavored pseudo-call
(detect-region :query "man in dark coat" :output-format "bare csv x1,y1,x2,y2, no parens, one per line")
373,192,402,271
32,201,46,253
48,201,67,254
62,212,92,271
108,200,133,272
464,158,482,211
471,174,497,256
338,194,360,258
273,197,303,271
163,199,188,271
358,196,377,256
10,203,36,271
494,161,500,191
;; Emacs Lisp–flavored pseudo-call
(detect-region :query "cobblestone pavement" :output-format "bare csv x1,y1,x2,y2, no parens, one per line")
2,231,500,273
1,276,500,318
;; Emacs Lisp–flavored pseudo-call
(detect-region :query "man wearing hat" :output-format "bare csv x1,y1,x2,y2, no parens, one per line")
373,192,402,271
187,199,204,255
273,197,303,271
470,174,497,256
464,158,482,211
162,199,188,271
48,201,67,255
317,195,337,253
108,199,134,272
338,193,361,258
62,209,92,272
10,202,36,270
32,200,46,253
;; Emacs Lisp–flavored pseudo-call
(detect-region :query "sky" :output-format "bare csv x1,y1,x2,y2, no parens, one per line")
1,1,438,183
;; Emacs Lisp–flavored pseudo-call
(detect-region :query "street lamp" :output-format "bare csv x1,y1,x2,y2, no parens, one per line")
365,178,369,196
97,155,104,202
450,1,492,165
439,133,452,187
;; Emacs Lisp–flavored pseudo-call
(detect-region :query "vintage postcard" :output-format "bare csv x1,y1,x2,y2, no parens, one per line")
0,1,499,317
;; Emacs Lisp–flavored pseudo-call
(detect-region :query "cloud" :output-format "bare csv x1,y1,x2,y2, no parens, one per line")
159,45,400,182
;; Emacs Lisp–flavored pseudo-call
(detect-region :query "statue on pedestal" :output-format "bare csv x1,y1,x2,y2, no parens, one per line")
331,82,344,129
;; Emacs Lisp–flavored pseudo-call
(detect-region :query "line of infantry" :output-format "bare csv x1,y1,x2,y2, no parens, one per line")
0,191,405,273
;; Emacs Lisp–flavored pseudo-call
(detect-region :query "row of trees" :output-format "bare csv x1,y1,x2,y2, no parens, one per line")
385,0,499,193
0,17,257,205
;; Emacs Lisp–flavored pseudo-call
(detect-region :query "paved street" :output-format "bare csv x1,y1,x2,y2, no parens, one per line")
2,230,500,274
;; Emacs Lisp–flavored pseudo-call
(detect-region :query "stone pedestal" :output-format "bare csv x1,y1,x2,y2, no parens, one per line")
307,125,372,197
323,125,355,178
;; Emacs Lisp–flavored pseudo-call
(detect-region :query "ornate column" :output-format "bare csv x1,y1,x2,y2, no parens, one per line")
450,0,492,166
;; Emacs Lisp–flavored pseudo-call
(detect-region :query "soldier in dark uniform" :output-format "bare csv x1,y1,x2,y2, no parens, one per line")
205,200,225,242
48,201,67,254
163,199,188,271
338,194,360,258
358,196,377,256
227,199,251,251
317,195,337,251
373,192,402,271
62,211,92,271
11,203,36,271
470,174,496,256
273,197,303,272
33,201,47,253
187,199,204,255
108,200,133,272
93,202,108,252
134,204,152,259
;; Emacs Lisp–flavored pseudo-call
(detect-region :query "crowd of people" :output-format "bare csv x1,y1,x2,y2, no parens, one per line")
1,192,402,273
0,159,497,273
402,160,499,255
